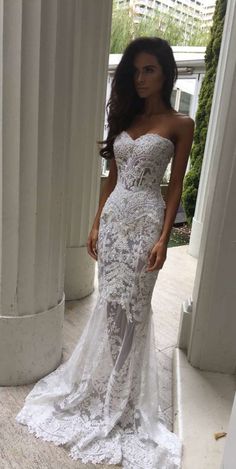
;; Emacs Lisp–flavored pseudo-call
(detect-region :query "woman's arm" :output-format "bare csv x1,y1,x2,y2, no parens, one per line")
87,158,117,261
146,116,195,272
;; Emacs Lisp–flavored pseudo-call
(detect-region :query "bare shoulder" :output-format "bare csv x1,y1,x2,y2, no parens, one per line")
174,111,195,128
170,111,195,142
169,112,195,174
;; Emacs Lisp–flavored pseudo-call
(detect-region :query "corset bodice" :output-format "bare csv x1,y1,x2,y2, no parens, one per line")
113,130,174,194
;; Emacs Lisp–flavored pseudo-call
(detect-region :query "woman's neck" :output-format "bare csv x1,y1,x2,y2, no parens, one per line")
142,94,170,117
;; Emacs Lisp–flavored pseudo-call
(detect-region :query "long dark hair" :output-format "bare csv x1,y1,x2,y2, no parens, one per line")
98,36,178,160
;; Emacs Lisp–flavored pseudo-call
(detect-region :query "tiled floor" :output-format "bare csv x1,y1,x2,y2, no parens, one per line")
0,244,197,469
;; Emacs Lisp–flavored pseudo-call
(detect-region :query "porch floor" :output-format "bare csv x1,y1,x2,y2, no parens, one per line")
0,244,197,468
174,347,236,469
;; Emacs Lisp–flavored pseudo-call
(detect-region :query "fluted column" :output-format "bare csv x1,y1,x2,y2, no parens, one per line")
178,0,236,373
188,53,226,258
64,0,112,299
187,116,214,258
0,0,74,385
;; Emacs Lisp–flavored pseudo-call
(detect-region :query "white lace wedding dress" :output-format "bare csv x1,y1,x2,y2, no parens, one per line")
15,130,183,468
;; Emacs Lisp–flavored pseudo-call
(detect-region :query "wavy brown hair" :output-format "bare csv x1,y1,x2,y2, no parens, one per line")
98,36,178,160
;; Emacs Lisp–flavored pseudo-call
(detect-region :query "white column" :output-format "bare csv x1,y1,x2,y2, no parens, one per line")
188,75,222,257
178,0,236,373
64,0,112,300
0,0,74,385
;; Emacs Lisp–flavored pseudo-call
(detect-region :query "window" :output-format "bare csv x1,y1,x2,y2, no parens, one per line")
179,91,192,115
170,89,177,108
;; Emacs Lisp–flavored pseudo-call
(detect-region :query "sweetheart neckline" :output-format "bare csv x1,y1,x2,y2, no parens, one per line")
122,130,175,149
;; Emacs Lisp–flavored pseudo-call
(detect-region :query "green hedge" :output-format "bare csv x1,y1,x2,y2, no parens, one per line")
182,0,227,224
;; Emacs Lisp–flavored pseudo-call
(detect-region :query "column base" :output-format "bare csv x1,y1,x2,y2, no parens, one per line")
188,216,203,258
65,246,95,300
173,347,236,469
0,294,65,386
177,297,193,351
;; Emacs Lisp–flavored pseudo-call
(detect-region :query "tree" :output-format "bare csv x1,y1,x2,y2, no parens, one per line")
134,10,185,45
110,6,134,53
188,18,211,46
110,6,185,52
110,2,213,52
182,0,227,224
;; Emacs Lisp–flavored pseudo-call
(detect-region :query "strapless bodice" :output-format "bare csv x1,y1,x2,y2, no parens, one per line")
113,130,175,194
100,130,175,226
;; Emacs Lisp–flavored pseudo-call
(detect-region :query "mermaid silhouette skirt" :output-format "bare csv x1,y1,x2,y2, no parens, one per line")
15,132,183,468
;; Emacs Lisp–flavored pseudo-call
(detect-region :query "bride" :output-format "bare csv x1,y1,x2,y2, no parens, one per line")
16,36,194,469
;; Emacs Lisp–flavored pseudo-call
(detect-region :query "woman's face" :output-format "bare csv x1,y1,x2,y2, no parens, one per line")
133,52,165,99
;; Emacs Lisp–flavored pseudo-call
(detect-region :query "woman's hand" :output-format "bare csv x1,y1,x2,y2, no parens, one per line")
87,226,99,261
146,239,168,272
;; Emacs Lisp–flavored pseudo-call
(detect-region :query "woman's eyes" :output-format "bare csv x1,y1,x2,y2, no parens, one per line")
134,68,154,76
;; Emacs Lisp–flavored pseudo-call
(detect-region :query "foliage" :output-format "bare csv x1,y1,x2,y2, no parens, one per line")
182,0,227,224
110,1,212,52
168,224,191,247
134,10,185,46
110,7,134,53
188,18,211,46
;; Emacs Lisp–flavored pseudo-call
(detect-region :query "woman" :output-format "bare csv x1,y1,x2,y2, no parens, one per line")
16,37,194,468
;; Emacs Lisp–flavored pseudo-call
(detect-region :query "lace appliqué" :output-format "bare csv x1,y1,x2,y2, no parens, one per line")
15,132,182,468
